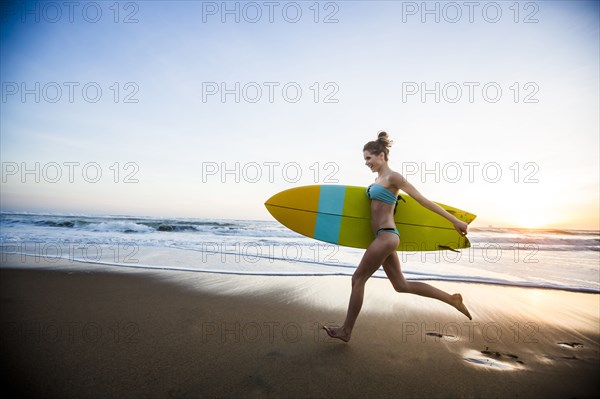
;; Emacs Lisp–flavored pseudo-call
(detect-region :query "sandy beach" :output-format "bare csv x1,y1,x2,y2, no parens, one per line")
1,253,599,398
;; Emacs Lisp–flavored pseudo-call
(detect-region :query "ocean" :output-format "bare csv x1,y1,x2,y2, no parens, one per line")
1,212,598,293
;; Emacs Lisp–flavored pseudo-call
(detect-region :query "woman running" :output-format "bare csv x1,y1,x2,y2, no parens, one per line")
323,131,472,342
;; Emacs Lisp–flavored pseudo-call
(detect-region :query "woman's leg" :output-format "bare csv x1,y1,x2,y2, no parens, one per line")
323,233,399,342
381,252,472,319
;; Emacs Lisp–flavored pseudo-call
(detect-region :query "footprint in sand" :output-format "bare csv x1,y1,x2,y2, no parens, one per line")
557,342,583,349
542,354,578,361
540,342,584,361
425,332,457,340
463,348,525,370
480,348,524,364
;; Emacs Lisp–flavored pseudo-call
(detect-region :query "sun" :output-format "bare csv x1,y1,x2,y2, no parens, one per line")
512,207,553,229
518,215,547,229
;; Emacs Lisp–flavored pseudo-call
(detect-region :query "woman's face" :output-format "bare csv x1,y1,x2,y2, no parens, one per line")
363,150,385,172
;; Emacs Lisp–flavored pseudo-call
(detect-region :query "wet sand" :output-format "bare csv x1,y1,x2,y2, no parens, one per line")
1,254,599,398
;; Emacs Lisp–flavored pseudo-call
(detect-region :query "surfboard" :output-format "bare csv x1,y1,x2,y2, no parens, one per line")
264,185,476,252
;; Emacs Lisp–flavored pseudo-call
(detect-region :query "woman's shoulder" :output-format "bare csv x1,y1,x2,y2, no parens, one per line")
387,171,407,188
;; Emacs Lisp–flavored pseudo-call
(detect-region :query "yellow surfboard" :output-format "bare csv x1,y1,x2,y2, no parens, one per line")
264,185,476,252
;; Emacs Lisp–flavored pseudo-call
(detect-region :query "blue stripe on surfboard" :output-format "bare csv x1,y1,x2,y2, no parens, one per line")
314,185,346,244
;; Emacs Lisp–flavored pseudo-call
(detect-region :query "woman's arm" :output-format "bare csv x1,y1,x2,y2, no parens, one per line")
391,173,468,236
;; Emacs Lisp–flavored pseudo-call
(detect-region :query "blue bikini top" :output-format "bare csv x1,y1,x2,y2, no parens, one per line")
366,183,398,205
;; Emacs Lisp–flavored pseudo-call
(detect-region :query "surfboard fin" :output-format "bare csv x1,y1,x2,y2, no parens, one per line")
437,245,460,253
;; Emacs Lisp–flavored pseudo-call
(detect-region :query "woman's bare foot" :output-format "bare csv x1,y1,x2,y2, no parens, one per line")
451,293,472,320
323,326,351,342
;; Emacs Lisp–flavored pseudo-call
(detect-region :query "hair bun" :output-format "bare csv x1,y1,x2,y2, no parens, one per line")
363,131,393,161
377,131,393,148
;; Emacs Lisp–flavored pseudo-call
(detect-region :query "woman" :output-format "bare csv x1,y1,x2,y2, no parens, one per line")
323,131,472,343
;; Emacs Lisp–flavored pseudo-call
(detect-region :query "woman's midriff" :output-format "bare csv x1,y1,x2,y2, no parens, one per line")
370,201,396,235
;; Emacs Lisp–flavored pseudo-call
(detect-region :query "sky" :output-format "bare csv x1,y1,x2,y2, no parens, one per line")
0,0,598,230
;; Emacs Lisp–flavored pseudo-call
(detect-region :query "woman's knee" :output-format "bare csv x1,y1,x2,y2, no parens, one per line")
351,273,368,288
393,281,409,293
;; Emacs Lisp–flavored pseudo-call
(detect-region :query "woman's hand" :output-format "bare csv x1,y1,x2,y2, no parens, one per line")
453,219,468,236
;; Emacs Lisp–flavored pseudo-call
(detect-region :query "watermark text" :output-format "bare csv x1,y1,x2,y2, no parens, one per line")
402,81,539,103
201,81,339,103
1,81,139,103
201,1,340,23
201,161,339,183
1,1,140,24
2,162,140,184
400,1,539,24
